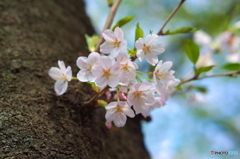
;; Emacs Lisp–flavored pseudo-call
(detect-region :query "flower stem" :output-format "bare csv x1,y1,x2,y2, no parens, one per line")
136,71,152,75
95,0,122,52
136,73,154,82
71,77,79,80
83,86,109,105
157,0,186,35
180,70,240,84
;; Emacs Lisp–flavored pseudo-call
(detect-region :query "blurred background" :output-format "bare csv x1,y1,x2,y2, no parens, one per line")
84,0,240,158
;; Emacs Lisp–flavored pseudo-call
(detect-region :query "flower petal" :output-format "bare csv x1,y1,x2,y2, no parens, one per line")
113,113,127,127
135,38,144,49
76,56,88,70
102,29,115,42
65,66,72,81
77,70,88,82
114,27,124,40
100,41,114,54
108,75,119,88
152,43,165,55
58,61,67,72
145,34,158,45
95,76,108,87
123,108,135,118
105,109,115,122
54,80,68,95
48,67,62,80
146,53,158,66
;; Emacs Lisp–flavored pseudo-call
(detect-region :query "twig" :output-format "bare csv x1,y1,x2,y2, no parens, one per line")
95,0,122,52
180,70,240,84
83,86,109,105
157,0,186,35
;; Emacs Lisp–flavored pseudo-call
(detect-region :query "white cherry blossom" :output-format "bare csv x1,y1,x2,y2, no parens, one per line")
100,27,127,58
142,97,164,118
116,53,138,85
156,78,180,105
91,56,120,88
76,52,100,82
105,101,135,127
48,61,72,95
153,60,176,89
135,34,165,66
127,82,155,115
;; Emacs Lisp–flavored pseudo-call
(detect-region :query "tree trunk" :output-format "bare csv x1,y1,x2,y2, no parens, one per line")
0,0,150,158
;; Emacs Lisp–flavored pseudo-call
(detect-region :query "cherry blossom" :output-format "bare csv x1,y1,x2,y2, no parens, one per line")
127,82,155,115
91,56,120,88
76,52,100,82
153,60,177,89
156,78,180,105
141,97,164,118
116,53,138,85
135,34,165,66
100,27,127,58
105,101,135,127
48,61,72,95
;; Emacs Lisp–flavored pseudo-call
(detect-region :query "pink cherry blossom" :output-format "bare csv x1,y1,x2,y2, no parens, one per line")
153,60,177,89
116,53,138,85
156,78,180,105
141,97,164,118
76,52,100,82
91,56,120,88
100,27,127,58
135,34,165,66
48,61,72,95
127,82,155,115
105,101,135,127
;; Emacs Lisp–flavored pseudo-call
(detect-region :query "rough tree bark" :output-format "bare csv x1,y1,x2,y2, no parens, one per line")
0,0,150,158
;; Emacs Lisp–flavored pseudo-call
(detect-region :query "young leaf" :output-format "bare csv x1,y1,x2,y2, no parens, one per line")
135,22,144,41
196,65,215,75
165,26,199,35
195,86,208,93
222,63,240,71
97,100,108,107
184,39,200,64
128,49,137,57
84,34,99,52
111,16,135,30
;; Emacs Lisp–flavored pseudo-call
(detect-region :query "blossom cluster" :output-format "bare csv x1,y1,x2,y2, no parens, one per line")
48,27,179,128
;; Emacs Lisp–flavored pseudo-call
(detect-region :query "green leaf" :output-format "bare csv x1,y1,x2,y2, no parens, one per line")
165,26,199,35
84,34,99,52
222,63,240,71
196,65,215,75
184,39,200,64
112,16,135,30
195,86,208,93
175,85,182,91
135,22,144,41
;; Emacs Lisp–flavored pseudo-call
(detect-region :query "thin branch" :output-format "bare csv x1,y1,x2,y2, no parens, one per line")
95,0,122,52
83,86,109,105
180,70,240,84
157,0,186,35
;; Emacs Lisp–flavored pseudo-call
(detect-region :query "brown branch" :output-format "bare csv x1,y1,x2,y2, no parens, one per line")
83,86,109,105
95,0,122,52
157,0,186,35
180,70,240,84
